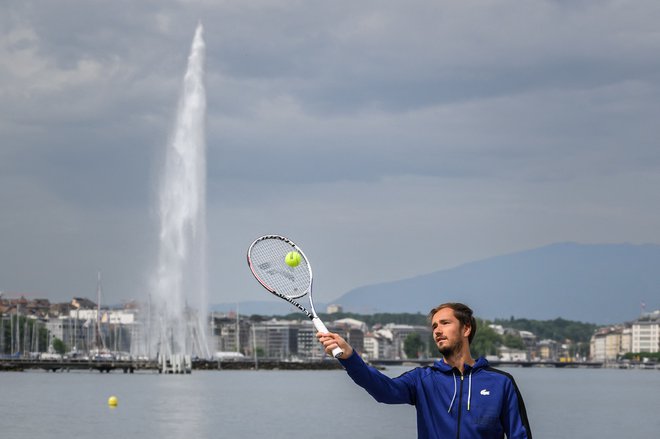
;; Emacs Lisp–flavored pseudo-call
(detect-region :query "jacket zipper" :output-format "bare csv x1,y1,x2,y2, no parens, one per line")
456,374,464,439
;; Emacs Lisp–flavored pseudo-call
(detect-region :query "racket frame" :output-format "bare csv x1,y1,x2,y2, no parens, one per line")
247,234,343,358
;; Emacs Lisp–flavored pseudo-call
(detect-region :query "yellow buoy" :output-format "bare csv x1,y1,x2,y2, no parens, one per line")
108,396,118,407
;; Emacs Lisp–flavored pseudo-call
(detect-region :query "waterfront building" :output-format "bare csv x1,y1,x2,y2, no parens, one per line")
363,333,385,360
326,304,343,314
71,297,97,310
296,322,324,359
251,319,302,359
557,342,579,362
345,327,365,355
291,321,350,359
45,316,89,352
44,306,138,355
537,339,558,361
632,310,660,353
498,346,528,361
590,331,604,361
621,327,632,353
295,321,349,359
332,318,367,354
332,317,368,333
247,318,351,360
51,317,132,355
488,324,505,335
382,323,432,360
69,308,136,325
517,331,539,358
590,326,626,362
209,313,251,355
363,329,395,360
0,295,51,319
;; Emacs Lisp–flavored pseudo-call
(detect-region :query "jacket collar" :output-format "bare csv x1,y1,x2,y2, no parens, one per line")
432,356,489,374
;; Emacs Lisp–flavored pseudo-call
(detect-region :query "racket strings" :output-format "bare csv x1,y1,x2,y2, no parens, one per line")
249,238,311,299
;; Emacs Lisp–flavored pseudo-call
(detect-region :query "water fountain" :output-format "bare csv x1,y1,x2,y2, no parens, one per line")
148,23,211,369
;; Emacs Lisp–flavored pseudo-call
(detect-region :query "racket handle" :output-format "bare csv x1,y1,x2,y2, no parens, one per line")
312,317,344,359
330,346,344,358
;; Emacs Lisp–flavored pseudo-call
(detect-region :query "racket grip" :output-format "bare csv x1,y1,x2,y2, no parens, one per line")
312,317,330,333
330,346,344,358
312,317,344,359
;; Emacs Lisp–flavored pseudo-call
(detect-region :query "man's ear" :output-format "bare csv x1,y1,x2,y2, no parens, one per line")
463,324,472,339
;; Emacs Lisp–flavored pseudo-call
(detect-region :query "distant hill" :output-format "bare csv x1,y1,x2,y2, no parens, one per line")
332,243,660,324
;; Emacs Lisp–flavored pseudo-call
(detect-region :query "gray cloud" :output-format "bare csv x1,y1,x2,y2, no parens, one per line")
1,1,659,313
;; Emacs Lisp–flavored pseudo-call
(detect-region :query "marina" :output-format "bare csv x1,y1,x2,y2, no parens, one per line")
0,357,343,373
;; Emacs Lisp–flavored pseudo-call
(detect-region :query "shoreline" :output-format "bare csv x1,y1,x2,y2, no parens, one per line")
2,357,658,373
0,357,345,373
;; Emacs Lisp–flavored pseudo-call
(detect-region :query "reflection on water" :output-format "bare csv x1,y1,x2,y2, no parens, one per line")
1,367,658,438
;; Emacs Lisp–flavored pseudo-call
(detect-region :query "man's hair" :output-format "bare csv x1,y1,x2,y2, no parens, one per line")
428,302,478,344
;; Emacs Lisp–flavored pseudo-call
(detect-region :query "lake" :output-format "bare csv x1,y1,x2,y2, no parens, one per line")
1,366,658,438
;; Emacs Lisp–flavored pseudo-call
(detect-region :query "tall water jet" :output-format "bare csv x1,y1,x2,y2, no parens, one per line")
150,23,210,360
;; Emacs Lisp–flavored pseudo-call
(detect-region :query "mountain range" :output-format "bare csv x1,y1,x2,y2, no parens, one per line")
216,243,660,324
333,242,659,324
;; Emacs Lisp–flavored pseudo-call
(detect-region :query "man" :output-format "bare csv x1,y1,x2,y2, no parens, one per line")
317,302,532,438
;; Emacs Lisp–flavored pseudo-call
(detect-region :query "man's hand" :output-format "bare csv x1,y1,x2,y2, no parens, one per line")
316,332,354,360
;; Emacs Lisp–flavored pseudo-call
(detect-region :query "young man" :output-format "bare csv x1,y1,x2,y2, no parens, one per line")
317,302,532,438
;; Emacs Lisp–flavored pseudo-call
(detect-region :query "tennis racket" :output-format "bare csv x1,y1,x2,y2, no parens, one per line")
247,234,343,358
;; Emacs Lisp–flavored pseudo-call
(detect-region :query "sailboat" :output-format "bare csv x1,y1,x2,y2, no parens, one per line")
90,271,114,361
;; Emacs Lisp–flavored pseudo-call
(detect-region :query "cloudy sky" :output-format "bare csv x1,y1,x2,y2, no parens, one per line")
2,0,659,309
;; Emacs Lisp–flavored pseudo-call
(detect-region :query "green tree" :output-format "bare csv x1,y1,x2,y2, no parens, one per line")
502,334,524,350
1,316,49,355
471,320,501,357
403,333,425,359
493,317,597,343
52,338,66,355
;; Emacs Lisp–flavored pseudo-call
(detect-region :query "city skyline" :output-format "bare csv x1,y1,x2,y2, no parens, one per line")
3,293,658,363
2,1,660,314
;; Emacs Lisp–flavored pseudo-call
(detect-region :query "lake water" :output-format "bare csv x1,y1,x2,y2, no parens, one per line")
1,366,658,438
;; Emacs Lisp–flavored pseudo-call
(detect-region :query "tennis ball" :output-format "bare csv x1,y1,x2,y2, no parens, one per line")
285,251,302,267
108,396,118,407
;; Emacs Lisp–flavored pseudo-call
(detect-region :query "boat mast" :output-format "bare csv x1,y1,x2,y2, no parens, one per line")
96,271,107,351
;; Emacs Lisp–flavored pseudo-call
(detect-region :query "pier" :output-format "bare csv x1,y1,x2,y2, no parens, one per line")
0,357,160,373
0,357,343,373
369,359,607,368
5,357,657,373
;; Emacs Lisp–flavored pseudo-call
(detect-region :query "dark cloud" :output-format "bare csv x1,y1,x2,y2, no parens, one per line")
1,0,659,306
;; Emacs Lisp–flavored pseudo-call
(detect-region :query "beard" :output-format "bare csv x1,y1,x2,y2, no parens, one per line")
438,338,464,358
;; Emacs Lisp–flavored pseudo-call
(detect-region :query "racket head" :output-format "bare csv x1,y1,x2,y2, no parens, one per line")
247,235,312,300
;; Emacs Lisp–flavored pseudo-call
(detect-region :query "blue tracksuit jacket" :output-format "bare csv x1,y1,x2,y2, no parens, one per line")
339,353,532,438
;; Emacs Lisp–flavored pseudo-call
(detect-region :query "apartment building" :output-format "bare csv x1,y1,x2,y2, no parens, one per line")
632,311,660,353
590,326,624,362
209,313,252,354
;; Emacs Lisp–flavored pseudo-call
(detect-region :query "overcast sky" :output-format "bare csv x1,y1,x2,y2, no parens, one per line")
2,0,659,309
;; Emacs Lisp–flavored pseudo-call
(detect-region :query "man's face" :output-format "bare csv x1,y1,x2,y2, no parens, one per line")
430,307,469,357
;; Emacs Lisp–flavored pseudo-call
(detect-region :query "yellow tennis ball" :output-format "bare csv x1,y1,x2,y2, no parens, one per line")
108,396,118,407
285,251,301,267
